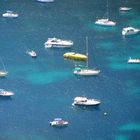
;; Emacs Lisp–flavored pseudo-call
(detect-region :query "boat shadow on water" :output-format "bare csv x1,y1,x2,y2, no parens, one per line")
72,105,101,112
0,96,13,101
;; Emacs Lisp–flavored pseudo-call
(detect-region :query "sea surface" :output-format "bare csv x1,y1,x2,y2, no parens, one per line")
0,0,140,140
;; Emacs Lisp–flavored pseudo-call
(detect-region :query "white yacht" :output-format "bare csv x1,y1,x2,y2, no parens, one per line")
26,50,37,58
95,0,116,26
0,89,14,97
2,11,18,18
50,118,68,126
119,7,132,11
95,19,116,26
37,0,54,2
128,57,140,63
72,97,101,106
122,27,139,36
44,37,73,48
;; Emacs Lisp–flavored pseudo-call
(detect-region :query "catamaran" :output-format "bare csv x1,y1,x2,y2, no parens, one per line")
73,37,100,76
95,0,116,26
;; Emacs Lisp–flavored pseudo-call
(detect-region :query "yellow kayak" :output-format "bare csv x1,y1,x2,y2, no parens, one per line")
63,52,87,61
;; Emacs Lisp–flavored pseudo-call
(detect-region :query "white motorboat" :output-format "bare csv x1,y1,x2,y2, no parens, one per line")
37,0,54,2
127,57,140,63
2,11,18,18
50,118,68,126
73,37,100,76
122,27,139,36
44,37,73,48
95,0,116,26
95,18,116,26
0,57,8,77
119,7,132,11
0,89,14,96
27,50,37,58
72,97,101,106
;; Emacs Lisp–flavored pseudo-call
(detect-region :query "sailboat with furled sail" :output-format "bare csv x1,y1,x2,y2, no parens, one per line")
95,0,116,26
73,37,100,76
0,57,8,77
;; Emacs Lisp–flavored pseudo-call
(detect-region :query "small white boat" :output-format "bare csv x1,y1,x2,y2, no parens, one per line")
0,89,14,96
50,118,68,126
27,50,37,58
128,57,140,63
122,27,139,36
72,97,101,106
0,57,8,77
95,18,116,26
0,71,8,77
44,37,73,48
119,7,132,11
2,11,18,18
37,0,54,2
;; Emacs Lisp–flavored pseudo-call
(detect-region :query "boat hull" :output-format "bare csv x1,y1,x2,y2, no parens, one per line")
0,71,8,77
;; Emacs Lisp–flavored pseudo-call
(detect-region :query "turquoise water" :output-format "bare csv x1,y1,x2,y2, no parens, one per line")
0,0,140,140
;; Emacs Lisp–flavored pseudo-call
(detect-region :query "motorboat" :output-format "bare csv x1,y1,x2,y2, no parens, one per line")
119,7,132,11
127,57,140,63
0,89,14,96
37,0,54,2
72,97,101,106
73,37,100,76
95,18,116,26
63,52,87,61
0,71,8,77
26,50,37,58
2,11,18,18
44,38,73,48
122,27,139,36
50,118,68,126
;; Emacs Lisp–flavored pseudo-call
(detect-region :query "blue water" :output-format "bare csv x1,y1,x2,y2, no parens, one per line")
0,0,140,140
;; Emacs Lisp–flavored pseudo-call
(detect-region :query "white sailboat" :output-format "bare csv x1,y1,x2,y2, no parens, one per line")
73,37,100,76
119,0,132,11
0,57,8,77
95,0,116,26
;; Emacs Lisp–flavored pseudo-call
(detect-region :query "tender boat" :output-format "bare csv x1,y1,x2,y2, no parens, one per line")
44,37,73,48
122,27,139,36
37,0,54,2
2,11,18,18
27,50,37,58
63,52,87,61
50,118,68,126
0,89,14,97
95,19,116,26
73,37,100,76
119,7,132,11
72,97,101,106
128,57,140,63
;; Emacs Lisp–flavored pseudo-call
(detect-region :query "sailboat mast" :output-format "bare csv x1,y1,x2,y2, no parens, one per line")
107,0,109,19
0,56,6,72
86,36,88,68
